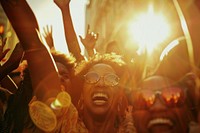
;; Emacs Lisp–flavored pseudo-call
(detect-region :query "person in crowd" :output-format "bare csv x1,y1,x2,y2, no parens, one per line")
1,0,64,102
51,50,75,90
0,41,23,94
74,53,135,133
53,0,83,61
178,72,200,133
0,35,24,133
42,22,98,60
2,52,136,133
0,41,24,131
0,1,136,133
8,60,28,88
50,50,80,106
1,50,77,132
54,0,98,61
42,23,85,106
0,0,77,132
0,59,27,128
53,0,100,106
1,68,34,133
0,40,23,81
0,0,64,131
130,75,197,133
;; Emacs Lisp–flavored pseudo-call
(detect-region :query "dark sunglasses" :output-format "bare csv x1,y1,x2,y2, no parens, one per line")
132,86,185,110
84,72,120,86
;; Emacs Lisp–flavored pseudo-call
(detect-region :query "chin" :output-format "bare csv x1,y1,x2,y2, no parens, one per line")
91,107,109,116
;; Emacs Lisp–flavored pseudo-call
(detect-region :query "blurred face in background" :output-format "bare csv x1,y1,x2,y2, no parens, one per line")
56,62,72,91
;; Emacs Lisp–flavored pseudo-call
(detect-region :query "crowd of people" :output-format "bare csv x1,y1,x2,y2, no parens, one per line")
0,0,200,133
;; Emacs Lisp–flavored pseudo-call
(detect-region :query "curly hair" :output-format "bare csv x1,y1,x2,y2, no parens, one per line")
51,50,76,71
74,53,130,131
75,53,126,77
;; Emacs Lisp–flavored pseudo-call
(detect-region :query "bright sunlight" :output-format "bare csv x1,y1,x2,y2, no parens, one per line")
129,4,171,55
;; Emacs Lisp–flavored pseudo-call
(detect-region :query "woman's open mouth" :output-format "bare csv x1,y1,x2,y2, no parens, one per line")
92,92,108,105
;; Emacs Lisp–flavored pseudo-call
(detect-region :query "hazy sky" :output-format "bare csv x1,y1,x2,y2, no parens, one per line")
27,0,87,54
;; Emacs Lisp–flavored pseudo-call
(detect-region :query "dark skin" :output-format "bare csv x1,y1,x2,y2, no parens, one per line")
0,0,62,102
131,75,194,133
81,63,120,133
54,0,84,61
0,42,23,81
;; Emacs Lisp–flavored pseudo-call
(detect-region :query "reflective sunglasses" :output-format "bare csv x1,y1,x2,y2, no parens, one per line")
132,86,185,110
84,72,120,86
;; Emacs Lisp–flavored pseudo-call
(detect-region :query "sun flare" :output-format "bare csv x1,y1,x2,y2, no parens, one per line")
129,4,171,55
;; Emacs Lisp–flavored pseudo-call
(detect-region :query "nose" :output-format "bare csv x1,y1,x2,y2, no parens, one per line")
149,97,167,112
95,77,105,87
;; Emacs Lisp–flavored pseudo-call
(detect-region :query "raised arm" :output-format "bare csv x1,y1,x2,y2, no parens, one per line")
0,0,61,101
54,0,84,61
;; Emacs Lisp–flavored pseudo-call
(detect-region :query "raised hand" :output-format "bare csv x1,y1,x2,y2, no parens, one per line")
54,0,70,10
42,25,54,49
79,25,98,52
0,37,10,62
